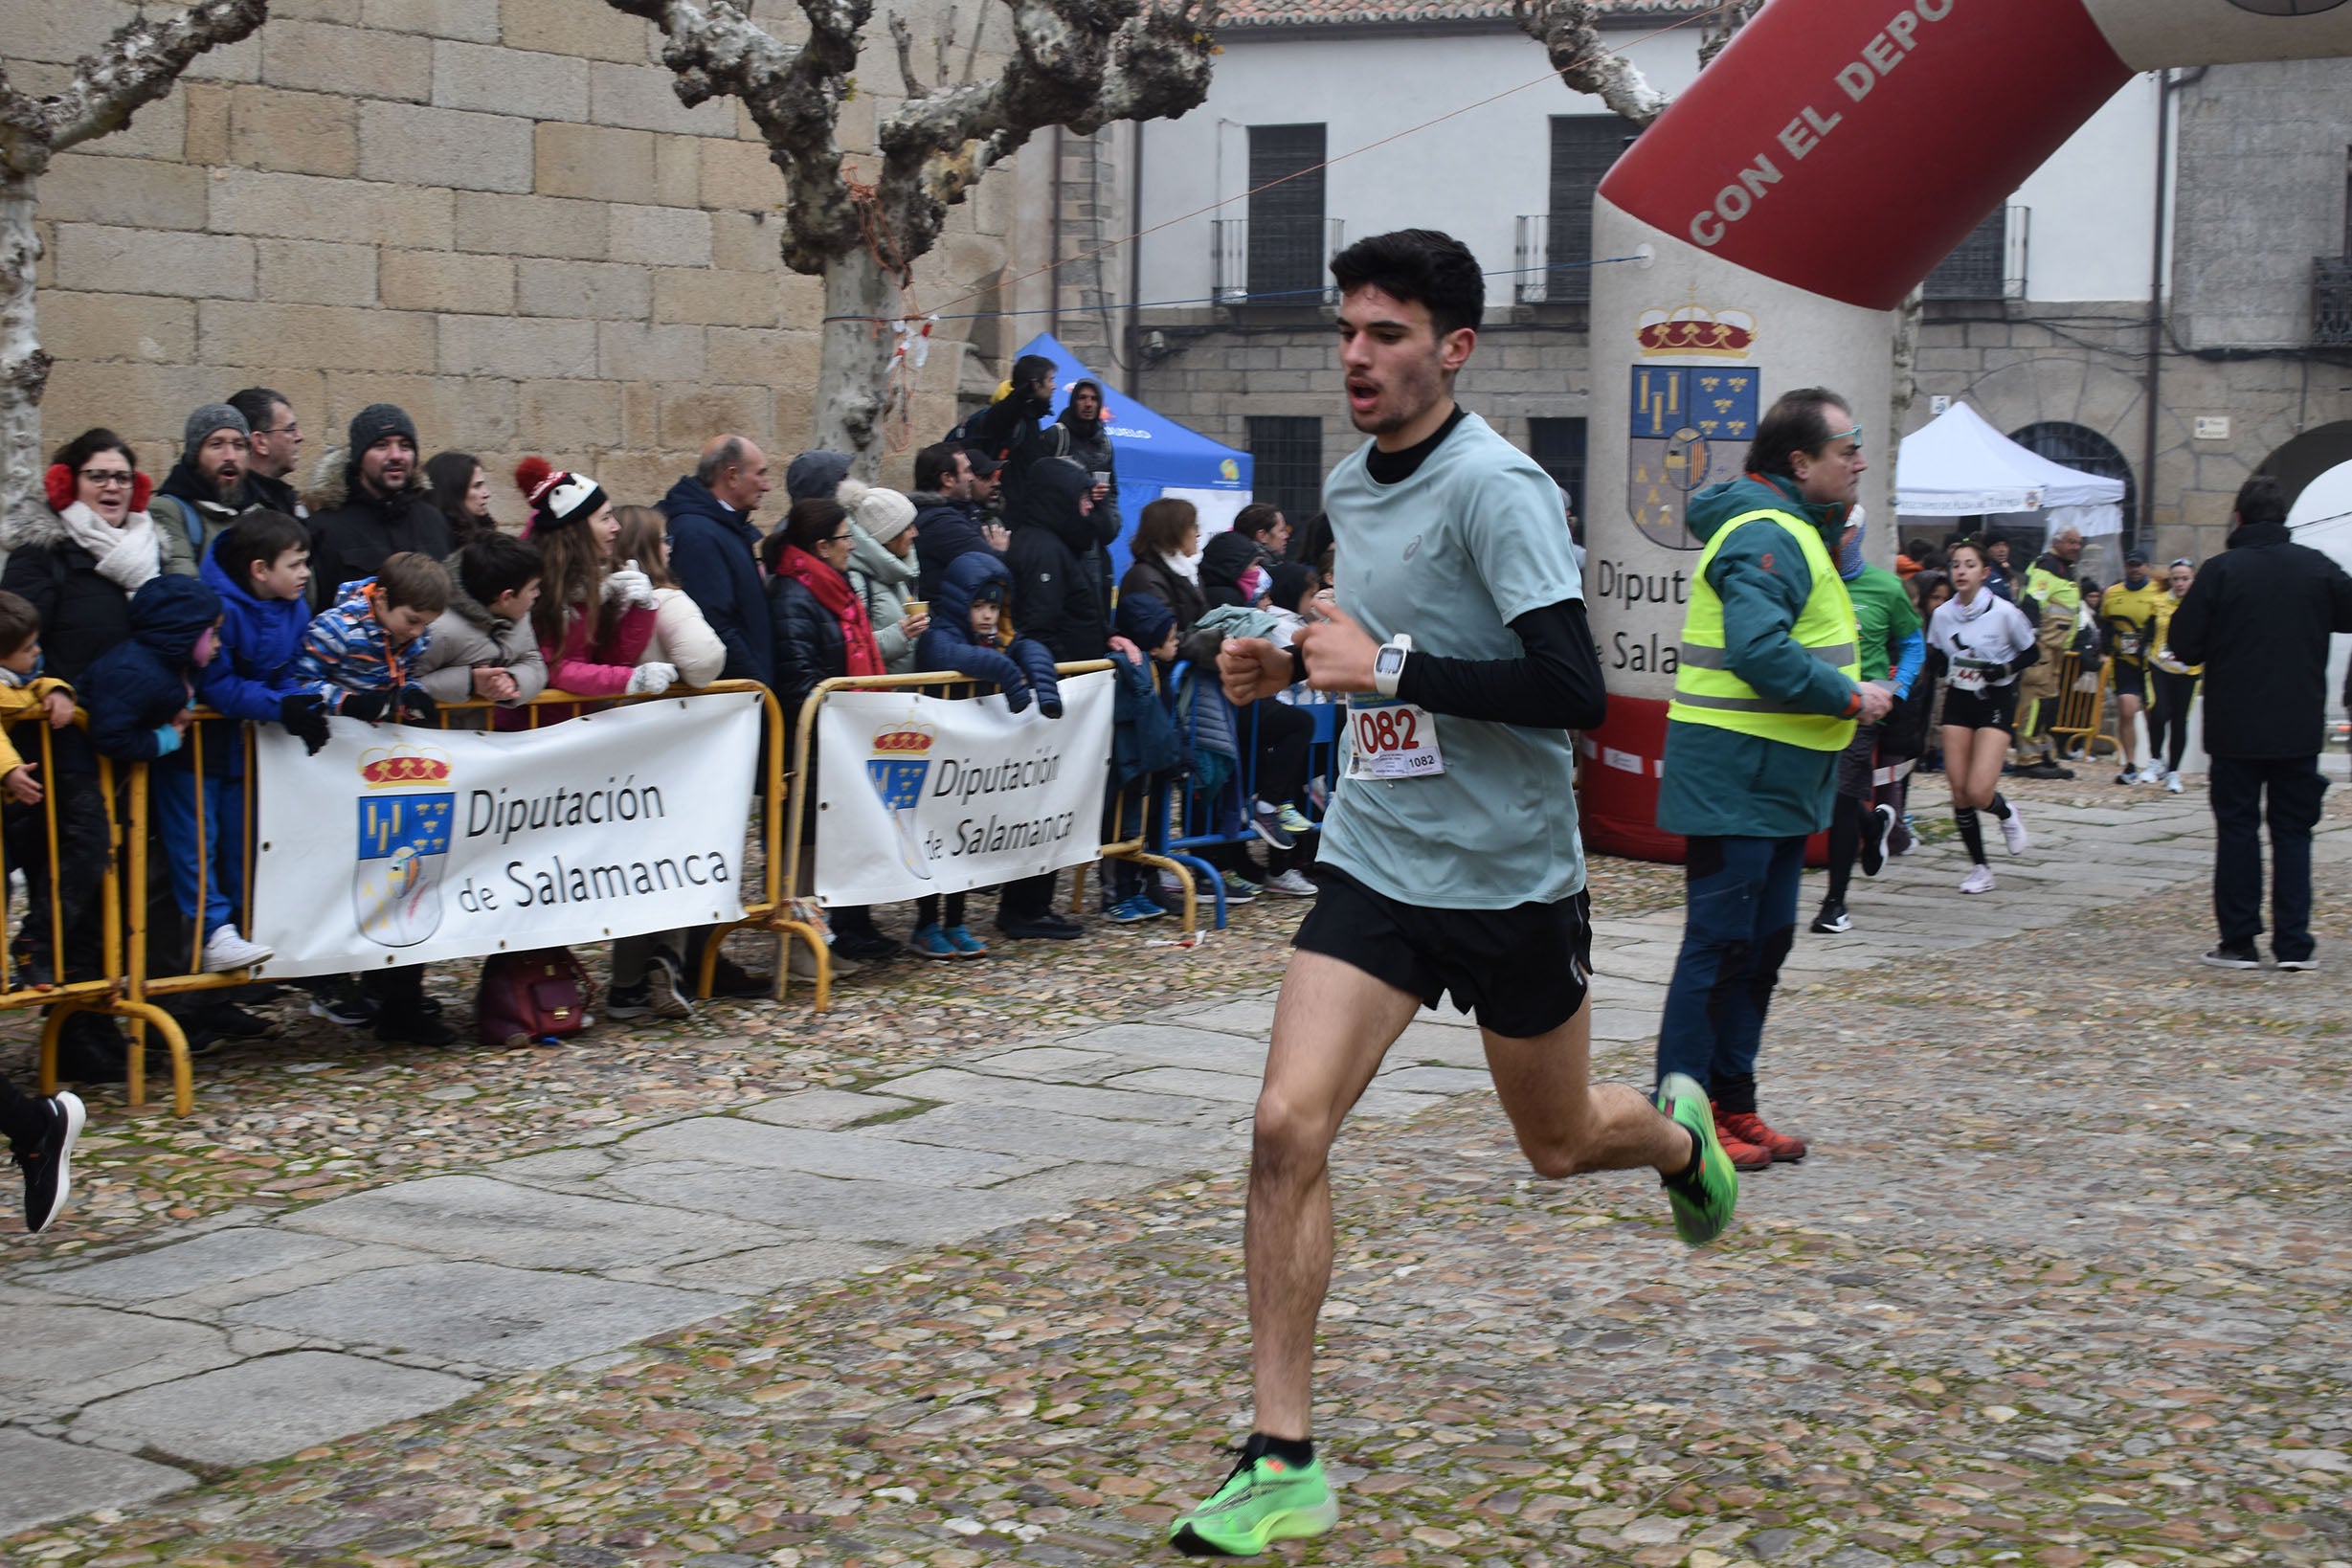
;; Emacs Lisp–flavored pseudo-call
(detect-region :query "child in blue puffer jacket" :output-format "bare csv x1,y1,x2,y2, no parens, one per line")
83,573,277,975
906,550,1065,957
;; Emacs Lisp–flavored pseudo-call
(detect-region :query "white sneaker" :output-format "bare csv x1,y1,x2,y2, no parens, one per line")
1960,863,1996,895
2136,763,2165,784
1261,868,1318,897
200,927,273,973
1998,803,2028,856
2164,772,2184,795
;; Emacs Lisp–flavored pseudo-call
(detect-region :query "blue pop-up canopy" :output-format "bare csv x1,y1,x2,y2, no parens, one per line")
1013,333,1252,577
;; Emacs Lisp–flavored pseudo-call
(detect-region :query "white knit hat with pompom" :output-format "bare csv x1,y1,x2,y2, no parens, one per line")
836,477,918,545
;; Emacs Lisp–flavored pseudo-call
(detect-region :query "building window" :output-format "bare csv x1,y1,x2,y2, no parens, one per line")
1246,124,1327,300
1925,207,2031,301
1539,118,1626,303
2008,421,2137,549
1247,416,1324,526
1529,417,1588,520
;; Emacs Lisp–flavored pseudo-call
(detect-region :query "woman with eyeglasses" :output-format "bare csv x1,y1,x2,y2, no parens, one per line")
2147,557,2203,795
0,429,176,1083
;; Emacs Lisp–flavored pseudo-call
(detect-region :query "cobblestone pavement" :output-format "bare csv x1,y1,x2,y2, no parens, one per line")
6,775,2352,1566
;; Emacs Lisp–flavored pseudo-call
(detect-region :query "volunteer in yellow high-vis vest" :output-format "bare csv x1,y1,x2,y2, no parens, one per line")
1652,388,1893,1172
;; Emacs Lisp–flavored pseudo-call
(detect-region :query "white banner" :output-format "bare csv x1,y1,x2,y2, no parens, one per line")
815,669,1114,905
250,693,763,978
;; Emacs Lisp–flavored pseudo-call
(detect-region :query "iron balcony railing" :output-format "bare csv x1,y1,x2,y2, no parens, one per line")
2316,257,2352,347
1212,217,1345,305
1924,204,2030,302
1514,213,1601,304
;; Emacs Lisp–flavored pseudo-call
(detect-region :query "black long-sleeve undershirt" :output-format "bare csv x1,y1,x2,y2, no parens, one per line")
1289,598,1606,731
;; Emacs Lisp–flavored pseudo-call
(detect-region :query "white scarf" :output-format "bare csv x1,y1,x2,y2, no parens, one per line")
1163,549,1202,584
57,501,160,595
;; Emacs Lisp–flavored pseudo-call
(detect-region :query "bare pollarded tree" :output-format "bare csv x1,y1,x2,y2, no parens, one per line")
0,0,272,530
609,0,1218,467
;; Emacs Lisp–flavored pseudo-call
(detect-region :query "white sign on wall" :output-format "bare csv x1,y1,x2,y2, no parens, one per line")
251,694,764,977
815,670,1114,905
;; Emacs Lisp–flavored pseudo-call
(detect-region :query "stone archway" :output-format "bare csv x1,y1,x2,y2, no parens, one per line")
2259,420,2352,509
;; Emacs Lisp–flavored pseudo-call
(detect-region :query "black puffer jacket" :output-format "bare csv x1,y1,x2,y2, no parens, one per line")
1001,458,1107,661
1117,552,1209,633
912,490,997,600
2168,519,2352,758
305,468,452,610
767,571,847,726
0,506,153,683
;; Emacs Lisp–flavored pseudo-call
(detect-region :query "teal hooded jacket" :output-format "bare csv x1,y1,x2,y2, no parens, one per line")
1655,472,1861,840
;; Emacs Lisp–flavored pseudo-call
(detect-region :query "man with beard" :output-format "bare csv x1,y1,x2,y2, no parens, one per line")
148,403,253,576
229,387,306,519
1179,230,1737,1557
305,404,451,610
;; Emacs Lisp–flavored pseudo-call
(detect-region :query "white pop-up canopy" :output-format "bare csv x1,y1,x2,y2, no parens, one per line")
1893,401,2128,537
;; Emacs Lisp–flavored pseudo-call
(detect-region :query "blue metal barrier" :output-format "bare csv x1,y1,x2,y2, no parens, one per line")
1147,662,1342,929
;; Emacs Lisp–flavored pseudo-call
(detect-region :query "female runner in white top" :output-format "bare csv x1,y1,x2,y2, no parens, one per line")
1926,538,2042,893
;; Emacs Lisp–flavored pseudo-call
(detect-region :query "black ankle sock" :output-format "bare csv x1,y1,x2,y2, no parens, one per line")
1987,793,2012,821
1664,1126,1703,1187
1245,1433,1315,1468
1955,807,1987,865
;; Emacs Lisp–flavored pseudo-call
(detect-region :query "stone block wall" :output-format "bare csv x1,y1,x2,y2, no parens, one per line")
12,0,1023,513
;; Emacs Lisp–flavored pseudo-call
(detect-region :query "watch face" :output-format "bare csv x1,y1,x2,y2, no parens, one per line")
1377,647,1404,673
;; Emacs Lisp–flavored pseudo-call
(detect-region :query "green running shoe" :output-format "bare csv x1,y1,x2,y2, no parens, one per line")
1656,1071,1737,1245
1169,1448,1337,1557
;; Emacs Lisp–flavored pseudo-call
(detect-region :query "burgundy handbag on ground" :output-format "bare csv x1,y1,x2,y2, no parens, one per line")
474,948,595,1047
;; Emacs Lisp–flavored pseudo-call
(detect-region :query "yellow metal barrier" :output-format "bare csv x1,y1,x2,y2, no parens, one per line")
33,682,787,1116
2049,653,2118,759
755,661,1196,1011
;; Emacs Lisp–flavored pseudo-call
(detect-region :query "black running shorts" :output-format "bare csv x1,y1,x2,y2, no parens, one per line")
1941,683,2020,733
1292,864,1593,1039
2110,661,2145,700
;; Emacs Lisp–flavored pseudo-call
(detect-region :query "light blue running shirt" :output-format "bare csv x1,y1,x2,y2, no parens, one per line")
1316,411,1587,909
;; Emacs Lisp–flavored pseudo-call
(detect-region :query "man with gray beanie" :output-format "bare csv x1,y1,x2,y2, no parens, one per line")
305,403,451,610
148,402,254,577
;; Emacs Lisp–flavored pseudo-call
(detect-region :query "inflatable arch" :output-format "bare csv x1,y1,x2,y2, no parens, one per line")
1579,0,2352,861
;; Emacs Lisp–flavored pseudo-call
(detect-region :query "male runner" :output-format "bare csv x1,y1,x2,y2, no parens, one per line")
1172,229,1738,1558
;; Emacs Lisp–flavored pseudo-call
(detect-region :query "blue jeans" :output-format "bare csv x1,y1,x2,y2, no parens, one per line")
1654,834,1805,1116
154,767,242,939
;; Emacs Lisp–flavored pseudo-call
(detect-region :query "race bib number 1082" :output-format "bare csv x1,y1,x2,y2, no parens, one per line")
1345,698,1445,780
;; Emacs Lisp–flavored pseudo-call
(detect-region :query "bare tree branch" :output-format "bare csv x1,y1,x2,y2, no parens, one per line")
1697,0,1763,69
1,0,270,175
1511,0,1667,126
937,6,957,87
888,11,930,99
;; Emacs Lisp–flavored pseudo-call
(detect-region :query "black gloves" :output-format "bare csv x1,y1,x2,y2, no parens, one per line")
338,690,392,723
279,694,330,755
396,685,437,726
334,688,437,726
1038,690,1064,719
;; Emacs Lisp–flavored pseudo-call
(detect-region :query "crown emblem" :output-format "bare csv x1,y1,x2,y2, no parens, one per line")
871,724,935,755
358,743,453,788
1637,300,1758,360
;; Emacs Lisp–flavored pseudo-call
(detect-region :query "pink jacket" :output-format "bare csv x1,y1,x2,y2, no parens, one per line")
544,602,655,696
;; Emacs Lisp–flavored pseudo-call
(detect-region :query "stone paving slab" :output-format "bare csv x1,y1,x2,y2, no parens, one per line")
2,1300,245,1415
225,1261,746,1372
869,1065,1234,1125
736,1087,917,1128
0,1429,190,1538
277,1174,796,1270
857,1101,1238,1170
599,1160,1068,1247
27,1226,352,1303
617,1117,1035,1187
71,1352,479,1467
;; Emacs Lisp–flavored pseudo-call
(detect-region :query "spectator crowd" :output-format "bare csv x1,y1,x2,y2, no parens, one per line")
0,360,1338,1101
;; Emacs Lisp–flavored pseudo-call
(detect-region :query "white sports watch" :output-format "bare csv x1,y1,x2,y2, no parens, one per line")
1372,634,1412,699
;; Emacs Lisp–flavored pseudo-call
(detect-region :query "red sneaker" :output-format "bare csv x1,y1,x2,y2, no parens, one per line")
1710,1104,1773,1172
1721,1109,1808,1163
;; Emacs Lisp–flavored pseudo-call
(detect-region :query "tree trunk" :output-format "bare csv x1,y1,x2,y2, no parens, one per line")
0,168,49,538
814,247,899,473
